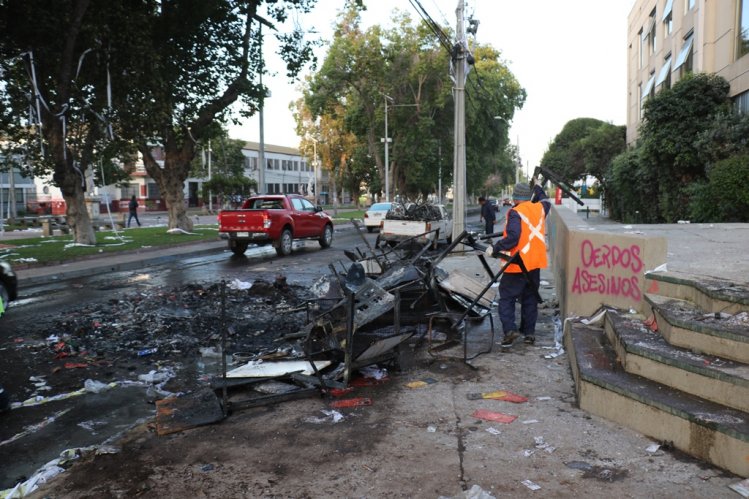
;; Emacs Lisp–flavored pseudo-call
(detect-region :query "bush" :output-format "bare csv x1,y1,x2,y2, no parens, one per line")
688,154,749,222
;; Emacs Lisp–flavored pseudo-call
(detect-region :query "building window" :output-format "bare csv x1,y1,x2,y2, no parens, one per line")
656,54,672,90
674,32,694,76
663,0,674,36
686,0,695,11
642,72,656,101
648,9,657,55
638,28,644,68
734,90,749,113
147,182,160,200
267,158,273,170
739,0,749,59
274,159,280,170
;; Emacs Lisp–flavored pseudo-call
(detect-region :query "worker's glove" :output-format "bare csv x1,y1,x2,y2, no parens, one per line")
484,245,496,258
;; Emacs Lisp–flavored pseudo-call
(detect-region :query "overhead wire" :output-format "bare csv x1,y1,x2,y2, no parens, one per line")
408,0,453,55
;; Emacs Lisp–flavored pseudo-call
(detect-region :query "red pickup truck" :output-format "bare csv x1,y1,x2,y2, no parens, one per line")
217,194,334,256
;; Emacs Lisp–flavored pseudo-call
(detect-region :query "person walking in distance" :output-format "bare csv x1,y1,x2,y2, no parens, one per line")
478,196,496,236
128,195,142,228
487,181,550,346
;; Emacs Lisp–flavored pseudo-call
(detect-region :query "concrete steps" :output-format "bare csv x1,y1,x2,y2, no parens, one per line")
566,323,749,477
565,271,749,477
643,292,749,363
603,311,749,413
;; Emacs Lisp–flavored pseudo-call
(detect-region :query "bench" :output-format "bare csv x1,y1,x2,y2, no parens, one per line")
41,217,70,236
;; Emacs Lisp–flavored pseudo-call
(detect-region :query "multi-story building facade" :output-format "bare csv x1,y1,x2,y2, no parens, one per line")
237,141,329,203
21,140,330,216
627,0,749,144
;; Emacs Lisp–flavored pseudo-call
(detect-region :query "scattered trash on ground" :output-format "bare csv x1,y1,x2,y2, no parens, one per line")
471,409,517,424
466,390,528,403
304,409,344,424
521,479,541,491
728,477,749,497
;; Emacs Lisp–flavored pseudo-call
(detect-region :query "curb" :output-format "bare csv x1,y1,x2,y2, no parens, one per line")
16,242,227,289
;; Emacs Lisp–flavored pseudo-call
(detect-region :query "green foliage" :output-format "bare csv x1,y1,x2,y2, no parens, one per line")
688,154,749,222
540,118,619,183
202,174,256,204
606,148,660,223
638,73,732,221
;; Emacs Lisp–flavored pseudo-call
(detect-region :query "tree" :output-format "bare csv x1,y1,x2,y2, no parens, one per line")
540,118,610,182
0,0,148,244
304,5,525,202
639,73,731,221
114,0,317,232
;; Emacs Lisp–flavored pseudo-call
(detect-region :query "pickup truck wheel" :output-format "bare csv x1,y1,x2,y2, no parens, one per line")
228,240,249,256
319,224,333,248
275,229,293,256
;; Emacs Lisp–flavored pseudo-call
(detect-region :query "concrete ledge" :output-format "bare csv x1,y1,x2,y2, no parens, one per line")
645,270,749,313
645,293,749,363
565,321,749,477
604,311,749,413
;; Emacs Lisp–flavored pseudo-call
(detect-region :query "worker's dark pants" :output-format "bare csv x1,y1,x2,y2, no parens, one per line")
484,220,494,235
498,268,541,337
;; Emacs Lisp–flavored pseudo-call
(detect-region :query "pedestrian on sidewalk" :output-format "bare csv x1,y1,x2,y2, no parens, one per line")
488,181,551,346
128,195,142,228
479,196,496,236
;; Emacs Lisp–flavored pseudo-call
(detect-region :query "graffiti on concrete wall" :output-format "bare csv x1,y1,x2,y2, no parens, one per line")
571,239,644,301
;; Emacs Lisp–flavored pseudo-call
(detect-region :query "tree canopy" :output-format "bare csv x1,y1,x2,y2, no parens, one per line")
300,5,525,203
1,0,318,240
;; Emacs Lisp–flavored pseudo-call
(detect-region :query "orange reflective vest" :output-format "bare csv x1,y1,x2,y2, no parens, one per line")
504,200,547,273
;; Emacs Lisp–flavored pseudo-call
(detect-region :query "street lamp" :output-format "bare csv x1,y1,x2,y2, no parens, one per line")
380,93,393,202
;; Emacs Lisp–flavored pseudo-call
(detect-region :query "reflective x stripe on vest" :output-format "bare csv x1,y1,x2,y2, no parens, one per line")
505,201,547,273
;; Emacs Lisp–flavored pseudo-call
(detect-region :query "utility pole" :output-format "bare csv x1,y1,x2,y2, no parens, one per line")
208,139,213,213
438,144,442,205
451,0,467,243
257,24,266,195
380,94,393,202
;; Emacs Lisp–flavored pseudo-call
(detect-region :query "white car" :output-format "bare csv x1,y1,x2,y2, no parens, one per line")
364,202,400,233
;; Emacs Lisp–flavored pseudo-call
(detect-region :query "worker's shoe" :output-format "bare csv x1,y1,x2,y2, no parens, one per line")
523,336,536,345
501,331,520,346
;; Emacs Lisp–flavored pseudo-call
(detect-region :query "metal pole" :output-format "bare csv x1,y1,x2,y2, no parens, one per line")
313,139,318,205
438,144,442,205
384,96,390,202
208,138,213,213
258,25,266,195
452,0,467,243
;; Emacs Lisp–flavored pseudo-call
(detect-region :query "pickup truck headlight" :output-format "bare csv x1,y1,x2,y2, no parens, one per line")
263,218,272,229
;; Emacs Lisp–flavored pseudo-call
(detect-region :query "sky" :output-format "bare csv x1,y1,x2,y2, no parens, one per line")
228,0,635,178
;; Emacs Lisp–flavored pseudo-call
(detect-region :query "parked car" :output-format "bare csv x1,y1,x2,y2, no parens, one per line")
217,194,334,257
364,202,400,233
0,261,18,318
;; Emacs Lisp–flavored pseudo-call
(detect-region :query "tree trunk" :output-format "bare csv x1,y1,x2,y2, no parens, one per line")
62,188,96,243
162,168,192,231
47,123,96,245
141,139,194,232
